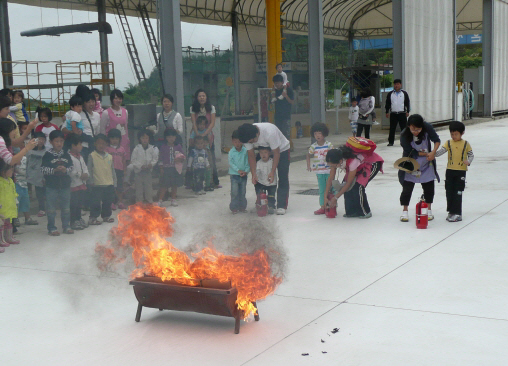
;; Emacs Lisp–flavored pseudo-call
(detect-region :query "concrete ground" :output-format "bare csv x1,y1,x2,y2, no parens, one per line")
1,118,508,365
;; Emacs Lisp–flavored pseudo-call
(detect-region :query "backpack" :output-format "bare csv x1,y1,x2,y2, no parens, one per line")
346,136,377,156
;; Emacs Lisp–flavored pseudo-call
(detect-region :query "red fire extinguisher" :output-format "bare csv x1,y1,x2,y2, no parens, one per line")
325,193,337,219
415,195,428,229
257,191,268,217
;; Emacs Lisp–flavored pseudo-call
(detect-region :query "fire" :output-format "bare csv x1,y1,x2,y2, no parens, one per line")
96,204,283,318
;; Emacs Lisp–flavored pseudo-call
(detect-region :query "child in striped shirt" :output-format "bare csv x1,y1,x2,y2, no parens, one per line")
307,123,334,215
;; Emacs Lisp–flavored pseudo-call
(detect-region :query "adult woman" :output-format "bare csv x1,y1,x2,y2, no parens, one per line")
398,114,441,222
0,95,37,149
100,89,130,160
324,145,383,218
190,89,220,187
357,88,376,139
155,94,183,146
0,118,37,166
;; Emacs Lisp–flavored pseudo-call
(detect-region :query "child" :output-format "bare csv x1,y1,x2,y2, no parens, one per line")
87,134,117,225
189,115,208,148
68,134,89,230
91,88,104,116
106,129,127,210
255,146,277,214
26,131,47,216
228,130,250,213
65,95,84,136
188,116,214,191
348,100,359,137
187,135,210,195
34,107,58,150
0,161,19,250
41,130,74,236
10,90,29,123
157,128,185,207
436,121,474,222
295,121,303,139
14,155,38,226
275,63,289,86
131,129,159,204
307,123,334,215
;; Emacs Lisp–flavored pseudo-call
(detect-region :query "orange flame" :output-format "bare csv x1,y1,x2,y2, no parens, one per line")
96,204,283,318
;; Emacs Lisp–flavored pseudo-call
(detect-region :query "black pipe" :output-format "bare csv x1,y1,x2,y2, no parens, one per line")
21,22,112,37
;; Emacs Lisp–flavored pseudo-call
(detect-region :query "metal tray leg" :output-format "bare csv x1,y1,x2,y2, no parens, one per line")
135,302,143,322
234,315,241,334
253,302,260,321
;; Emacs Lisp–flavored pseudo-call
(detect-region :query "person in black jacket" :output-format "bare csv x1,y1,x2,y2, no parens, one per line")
385,79,411,146
41,130,74,236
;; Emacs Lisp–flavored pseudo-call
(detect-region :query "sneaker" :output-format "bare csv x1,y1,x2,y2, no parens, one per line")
387,143,394,147
204,187,214,192
214,184,222,189
447,214,462,222
275,208,286,215
63,228,74,234
170,199,178,207
231,210,239,214
446,213,452,221
314,208,326,215
79,219,89,228
400,211,409,222
359,212,372,219
198,191,206,195
268,207,275,215
111,203,117,211
71,221,84,230
37,211,46,217
428,210,434,221
25,218,39,225
372,121,380,125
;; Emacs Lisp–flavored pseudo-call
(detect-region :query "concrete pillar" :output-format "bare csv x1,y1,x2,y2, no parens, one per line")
392,0,405,83
482,0,493,117
157,0,186,148
97,0,110,96
308,0,326,124
0,0,13,88
232,12,241,115
265,0,282,87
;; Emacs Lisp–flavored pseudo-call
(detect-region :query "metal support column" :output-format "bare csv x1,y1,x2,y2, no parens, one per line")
308,0,325,124
232,12,241,115
392,0,405,83
0,0,13,88
482,0,493,117
347,32,354,105
157,0,185,147
98,0,110,96
265,0,282,88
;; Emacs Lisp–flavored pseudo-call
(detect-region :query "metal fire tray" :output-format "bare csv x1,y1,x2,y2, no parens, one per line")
129,276,259,334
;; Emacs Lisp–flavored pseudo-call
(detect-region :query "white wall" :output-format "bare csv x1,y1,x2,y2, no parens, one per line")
492,0,508,113
403,0,454,122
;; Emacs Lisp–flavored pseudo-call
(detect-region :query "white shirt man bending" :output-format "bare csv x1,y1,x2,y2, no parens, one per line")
238,123,290,215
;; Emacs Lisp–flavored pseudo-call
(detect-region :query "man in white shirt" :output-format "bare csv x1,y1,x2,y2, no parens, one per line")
238,123,290,215
385,78,411,146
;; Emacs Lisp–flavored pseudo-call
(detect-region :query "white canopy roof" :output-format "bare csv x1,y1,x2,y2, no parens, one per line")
9,0,483,39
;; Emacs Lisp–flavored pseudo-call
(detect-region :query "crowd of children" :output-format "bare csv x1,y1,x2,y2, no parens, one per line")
0,79,476,253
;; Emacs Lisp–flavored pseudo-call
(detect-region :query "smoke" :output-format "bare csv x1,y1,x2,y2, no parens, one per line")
183,218,288,281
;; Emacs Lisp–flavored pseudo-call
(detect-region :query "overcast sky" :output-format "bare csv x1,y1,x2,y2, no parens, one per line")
7,3,232,90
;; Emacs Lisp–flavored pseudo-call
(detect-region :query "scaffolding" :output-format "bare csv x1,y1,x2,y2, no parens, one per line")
1,60,115,116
